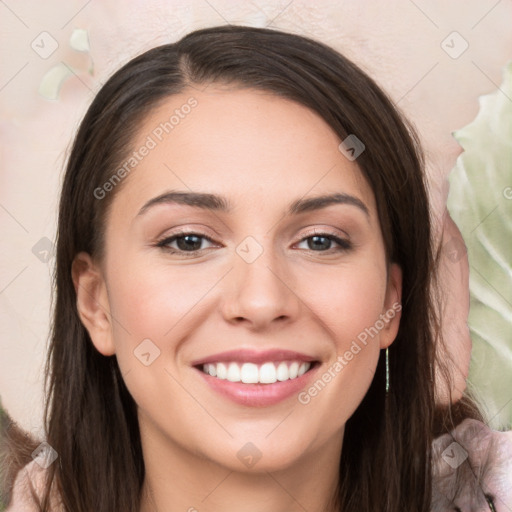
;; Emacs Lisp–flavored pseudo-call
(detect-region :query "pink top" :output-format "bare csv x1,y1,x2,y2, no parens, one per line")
6,419,512,511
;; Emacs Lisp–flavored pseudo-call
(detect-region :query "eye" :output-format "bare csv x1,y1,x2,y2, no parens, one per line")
156,231,218,255
295,230,352,253
155,229,353,257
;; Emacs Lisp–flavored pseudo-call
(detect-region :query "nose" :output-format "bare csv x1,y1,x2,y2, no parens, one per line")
220,243,302,332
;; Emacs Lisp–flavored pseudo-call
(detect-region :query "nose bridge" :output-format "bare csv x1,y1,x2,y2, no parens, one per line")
221,234,300,328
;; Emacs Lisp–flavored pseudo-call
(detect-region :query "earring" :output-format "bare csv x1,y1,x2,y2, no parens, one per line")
385,347,390,394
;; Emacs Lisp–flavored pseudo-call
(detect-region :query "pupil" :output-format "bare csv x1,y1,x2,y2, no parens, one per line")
310,236,330,251
178,235,202,251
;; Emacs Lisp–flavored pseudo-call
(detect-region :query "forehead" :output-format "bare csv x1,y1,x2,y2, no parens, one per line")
111,86,376,217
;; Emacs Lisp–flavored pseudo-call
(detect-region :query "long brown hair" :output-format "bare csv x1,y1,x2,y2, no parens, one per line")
2,25,482,511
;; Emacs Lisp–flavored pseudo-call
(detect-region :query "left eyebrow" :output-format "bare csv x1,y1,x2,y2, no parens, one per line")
288,192,369,217
136,190,369,218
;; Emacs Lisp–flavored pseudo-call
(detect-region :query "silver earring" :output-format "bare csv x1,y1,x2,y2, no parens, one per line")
385,347,390,394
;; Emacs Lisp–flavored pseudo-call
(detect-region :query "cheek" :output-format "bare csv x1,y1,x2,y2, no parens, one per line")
297,259,388,344
294,258,387,422
107,259,219,341
104,259,221,395
104,263,221,434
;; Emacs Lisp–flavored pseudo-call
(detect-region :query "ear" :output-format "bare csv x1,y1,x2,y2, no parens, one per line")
379,263,402,350
71,252,115,356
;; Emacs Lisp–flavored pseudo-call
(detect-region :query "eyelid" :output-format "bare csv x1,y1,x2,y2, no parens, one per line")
155,229,218,248
155,223,218,242
297,226,350,242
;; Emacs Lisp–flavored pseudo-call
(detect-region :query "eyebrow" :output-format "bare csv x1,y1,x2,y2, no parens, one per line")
136,190,369,217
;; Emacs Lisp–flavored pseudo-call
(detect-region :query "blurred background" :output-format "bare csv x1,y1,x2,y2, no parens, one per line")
0,0,511,439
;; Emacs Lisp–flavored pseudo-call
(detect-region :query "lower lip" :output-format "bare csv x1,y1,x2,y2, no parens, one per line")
194,364,319,407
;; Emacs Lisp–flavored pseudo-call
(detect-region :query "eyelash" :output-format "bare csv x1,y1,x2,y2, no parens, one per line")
155,229,353,257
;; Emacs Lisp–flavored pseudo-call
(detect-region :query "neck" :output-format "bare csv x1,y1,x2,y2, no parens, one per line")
138,420,342,512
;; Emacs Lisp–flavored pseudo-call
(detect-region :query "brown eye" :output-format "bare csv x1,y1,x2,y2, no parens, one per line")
296,232,352,253
156,232,217,254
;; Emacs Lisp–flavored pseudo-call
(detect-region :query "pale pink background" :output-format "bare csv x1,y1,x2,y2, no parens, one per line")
1,0,511,436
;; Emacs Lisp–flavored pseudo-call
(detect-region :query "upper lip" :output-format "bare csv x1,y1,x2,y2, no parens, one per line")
190,349,317,367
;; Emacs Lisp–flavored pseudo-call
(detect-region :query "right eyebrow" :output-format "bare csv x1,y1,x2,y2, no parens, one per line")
137,191,230,217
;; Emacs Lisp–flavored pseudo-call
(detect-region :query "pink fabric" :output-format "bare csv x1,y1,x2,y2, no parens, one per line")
6,460,62,512
432,419,512,510
7,460,43,511
7,420,512,511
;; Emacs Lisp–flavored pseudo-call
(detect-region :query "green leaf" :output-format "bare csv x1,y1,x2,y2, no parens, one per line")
447,60,512,430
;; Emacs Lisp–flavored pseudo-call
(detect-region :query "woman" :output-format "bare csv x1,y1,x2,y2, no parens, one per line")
1,24,507,511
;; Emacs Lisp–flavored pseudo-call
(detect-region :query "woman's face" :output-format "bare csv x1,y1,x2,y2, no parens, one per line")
74,85,402,473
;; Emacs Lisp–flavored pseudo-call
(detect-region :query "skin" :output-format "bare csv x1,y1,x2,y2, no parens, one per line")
72,86,402,512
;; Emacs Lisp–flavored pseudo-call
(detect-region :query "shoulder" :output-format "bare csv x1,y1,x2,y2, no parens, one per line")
5,459,63,512
432,418,512,510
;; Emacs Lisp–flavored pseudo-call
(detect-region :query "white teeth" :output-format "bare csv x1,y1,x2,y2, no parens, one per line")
203,364,217,377
200,361,312,384
259,362,277,384
276,362,289,381
216,362,227,380
298,362,308,377
227,362,241,382
240,363,259,383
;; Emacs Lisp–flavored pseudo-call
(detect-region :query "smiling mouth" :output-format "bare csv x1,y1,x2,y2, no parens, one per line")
196,360,316,384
